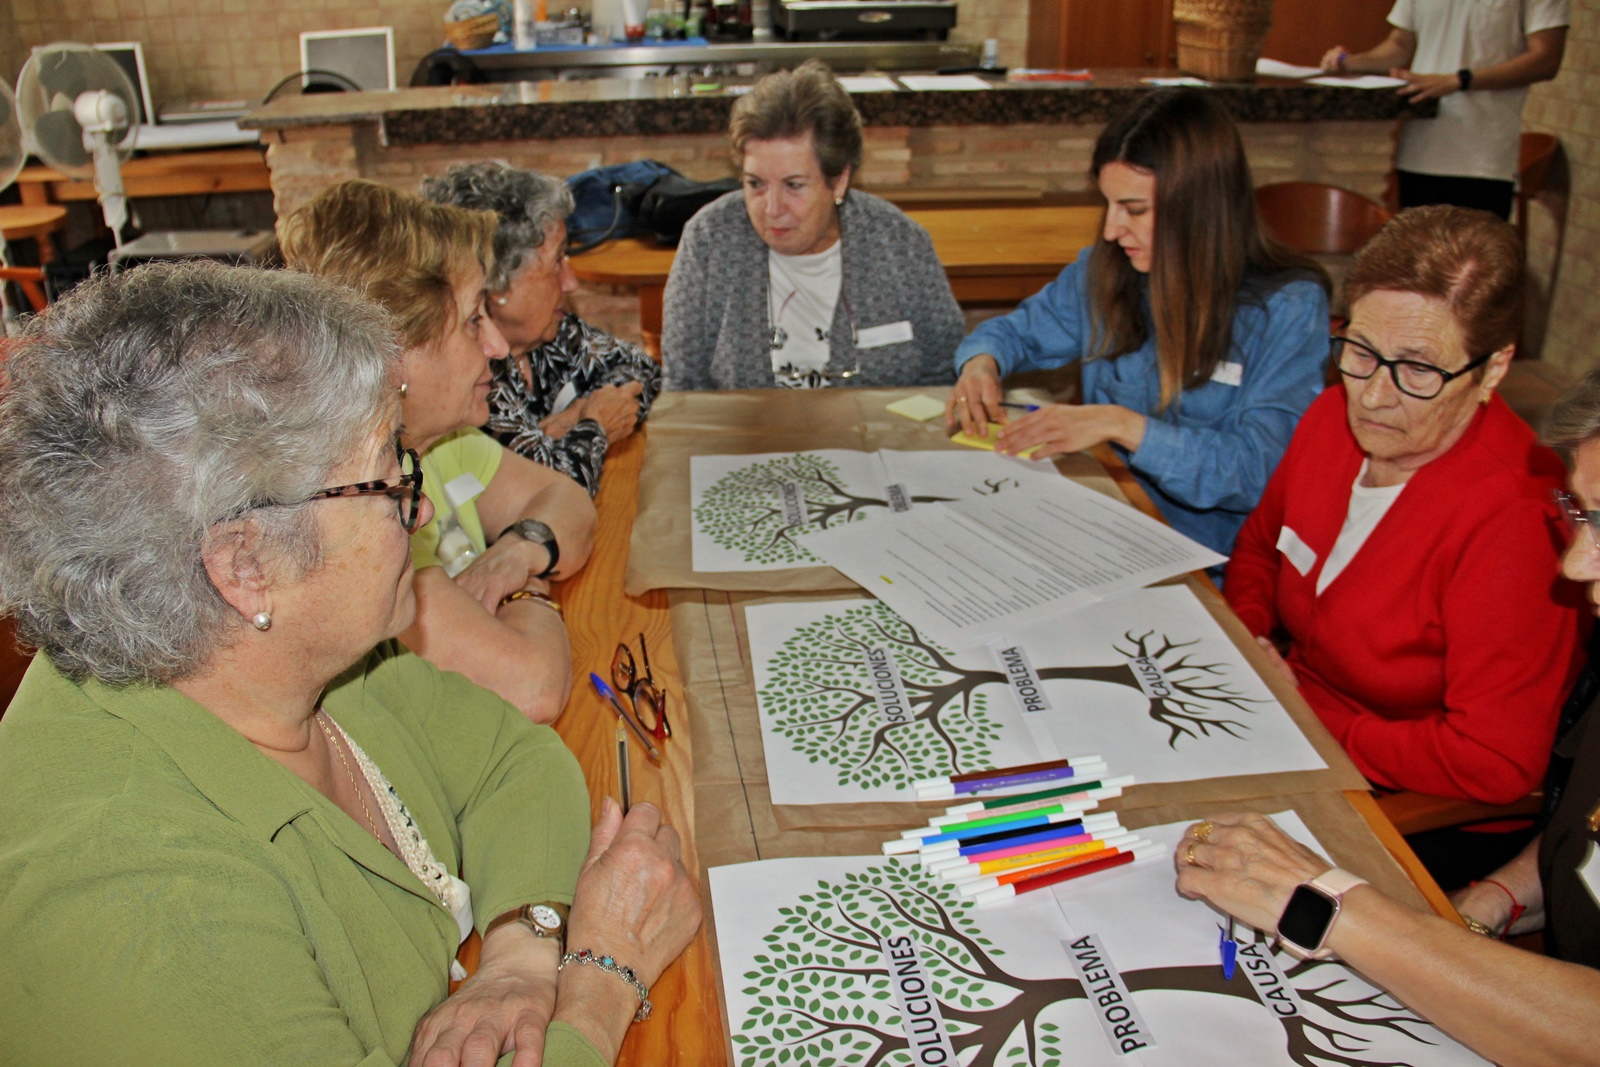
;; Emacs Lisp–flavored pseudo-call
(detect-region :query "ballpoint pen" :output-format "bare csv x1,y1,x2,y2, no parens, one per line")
1221,916,1239,979
998,401,1041,412
590,673,663,762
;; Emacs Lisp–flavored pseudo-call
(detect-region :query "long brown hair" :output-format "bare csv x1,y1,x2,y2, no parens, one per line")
1088,90,1329,410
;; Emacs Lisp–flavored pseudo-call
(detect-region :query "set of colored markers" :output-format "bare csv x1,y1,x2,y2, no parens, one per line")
886,757,1155,908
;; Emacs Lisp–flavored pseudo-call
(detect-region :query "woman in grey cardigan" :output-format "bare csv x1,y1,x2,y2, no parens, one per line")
662,60,963,390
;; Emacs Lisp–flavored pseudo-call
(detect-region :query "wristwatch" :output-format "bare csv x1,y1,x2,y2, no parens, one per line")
486,901,570,952
1276,868,1368,960
500,518,560,579
1458,67,1474,91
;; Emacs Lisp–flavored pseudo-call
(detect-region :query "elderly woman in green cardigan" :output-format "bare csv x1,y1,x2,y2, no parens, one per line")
0,263,700,1067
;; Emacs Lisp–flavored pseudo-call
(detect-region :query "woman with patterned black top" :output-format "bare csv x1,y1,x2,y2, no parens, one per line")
424,162,662,497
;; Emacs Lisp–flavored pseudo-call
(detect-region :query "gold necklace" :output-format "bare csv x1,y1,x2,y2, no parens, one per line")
316,710,384,844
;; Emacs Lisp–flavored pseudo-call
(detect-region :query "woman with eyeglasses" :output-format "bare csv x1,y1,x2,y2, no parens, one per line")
0,263,701,1065
946,89,1331,559
281,180,598,725
1226,205,1584,886
662,59,964,390
422,162,662,497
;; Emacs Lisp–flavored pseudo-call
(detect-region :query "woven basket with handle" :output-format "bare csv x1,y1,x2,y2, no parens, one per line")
444,12,500,51
1173,0,1274,82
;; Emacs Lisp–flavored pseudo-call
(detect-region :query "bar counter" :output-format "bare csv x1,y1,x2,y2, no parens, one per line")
243,69,1432,146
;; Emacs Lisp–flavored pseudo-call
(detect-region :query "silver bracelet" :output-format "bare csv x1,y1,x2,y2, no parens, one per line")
560,948,652,1022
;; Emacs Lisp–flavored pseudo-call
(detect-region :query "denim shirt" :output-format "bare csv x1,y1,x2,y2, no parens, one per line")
954,247,1329,557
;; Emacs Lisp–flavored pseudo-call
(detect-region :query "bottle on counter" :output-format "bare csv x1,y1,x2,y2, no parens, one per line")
513,0,536,48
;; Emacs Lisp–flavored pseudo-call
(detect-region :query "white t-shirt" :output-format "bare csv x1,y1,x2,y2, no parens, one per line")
1317,460,1407,595
768,242,842,388
1388,0,1569,181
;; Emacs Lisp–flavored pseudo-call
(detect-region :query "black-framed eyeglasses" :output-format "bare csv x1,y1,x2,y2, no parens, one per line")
1555,490,1600,550
612,632,671,742
253,442,424,531
1330,335,1493,401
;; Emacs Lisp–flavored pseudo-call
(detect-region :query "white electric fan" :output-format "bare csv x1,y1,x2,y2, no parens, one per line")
0,79,28,334
15,43,142,251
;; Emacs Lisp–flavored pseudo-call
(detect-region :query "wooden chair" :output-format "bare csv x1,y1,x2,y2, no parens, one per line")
0,203,67,265
0,266,49,312
1516,132,1559,249
1376,788,1544,837
1255,181,1392,256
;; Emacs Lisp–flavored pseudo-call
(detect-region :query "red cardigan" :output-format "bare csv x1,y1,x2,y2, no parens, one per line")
1225,388,1584,803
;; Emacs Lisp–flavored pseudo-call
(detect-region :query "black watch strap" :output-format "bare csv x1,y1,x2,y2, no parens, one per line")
501,519,560,579
1457,67,1473,91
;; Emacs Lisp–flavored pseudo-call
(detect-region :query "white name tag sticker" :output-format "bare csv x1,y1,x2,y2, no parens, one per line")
856,320,915,349
1276,526,1317,577
1580,839,1600,908
549,379,579,415
1211,360,1244,387
443,472,487,512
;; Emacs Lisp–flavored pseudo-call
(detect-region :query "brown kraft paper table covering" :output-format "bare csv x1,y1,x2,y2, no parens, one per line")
626,386,1122,596
669,582,1368,835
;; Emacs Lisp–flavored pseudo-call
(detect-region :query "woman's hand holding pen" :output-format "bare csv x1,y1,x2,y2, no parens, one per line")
994,403,1147,459
946,355,1007,437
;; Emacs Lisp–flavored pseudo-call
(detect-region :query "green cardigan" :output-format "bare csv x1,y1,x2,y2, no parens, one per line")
0,641,604,1067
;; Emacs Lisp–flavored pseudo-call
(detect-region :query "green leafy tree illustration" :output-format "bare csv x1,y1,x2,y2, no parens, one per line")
758,602,1267,790
733,861,1448,1067
695,454,997,566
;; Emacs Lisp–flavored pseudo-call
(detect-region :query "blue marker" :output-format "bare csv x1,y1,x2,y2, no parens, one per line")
1220,918,1239,979
590,673,662,762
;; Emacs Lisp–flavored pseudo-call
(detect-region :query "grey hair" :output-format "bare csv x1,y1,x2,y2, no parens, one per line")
420,161,575,291
0,261,399,686
1544,368,1600,453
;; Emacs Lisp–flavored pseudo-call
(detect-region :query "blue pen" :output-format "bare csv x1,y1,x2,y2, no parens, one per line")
1220,917,1238,979
590,673,663,762
998,401,1041,412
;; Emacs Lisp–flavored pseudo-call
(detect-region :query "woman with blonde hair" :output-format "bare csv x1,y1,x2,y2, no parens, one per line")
281,180,597,724
947,89,1330,558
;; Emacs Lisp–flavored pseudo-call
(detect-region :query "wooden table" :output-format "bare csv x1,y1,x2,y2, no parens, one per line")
15,147,271,206
571,204,1102,355
535,393,1458,1065
549,429,727,1066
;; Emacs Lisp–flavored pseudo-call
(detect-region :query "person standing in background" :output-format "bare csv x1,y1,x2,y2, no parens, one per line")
1322,0,1568,220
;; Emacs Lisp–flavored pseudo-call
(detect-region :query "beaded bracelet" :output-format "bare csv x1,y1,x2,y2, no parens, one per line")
560,948,652,1022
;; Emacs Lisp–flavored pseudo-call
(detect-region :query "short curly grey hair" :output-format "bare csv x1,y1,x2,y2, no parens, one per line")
1545,368,1600,453
421,161,575,292
0,262,399,686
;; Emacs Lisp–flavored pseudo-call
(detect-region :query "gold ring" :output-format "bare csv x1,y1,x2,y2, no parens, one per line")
1193,820,1215,843
957,396,968,404
1184,842,1199,867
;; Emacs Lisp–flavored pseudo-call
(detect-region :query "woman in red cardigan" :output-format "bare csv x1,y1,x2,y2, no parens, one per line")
1225,205,1584,885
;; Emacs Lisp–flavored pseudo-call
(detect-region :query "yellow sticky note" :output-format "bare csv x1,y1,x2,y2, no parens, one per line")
950,425,1042,458
886,395,948,422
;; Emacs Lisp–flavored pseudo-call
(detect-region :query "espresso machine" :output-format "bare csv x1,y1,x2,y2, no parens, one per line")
769,0,958,41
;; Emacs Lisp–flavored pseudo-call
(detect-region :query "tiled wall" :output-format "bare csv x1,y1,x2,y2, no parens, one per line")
1524,0,1600,375
3,0,455,108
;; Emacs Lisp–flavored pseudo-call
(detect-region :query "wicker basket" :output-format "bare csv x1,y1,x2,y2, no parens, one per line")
444,12,500,51
1173,0,1274,82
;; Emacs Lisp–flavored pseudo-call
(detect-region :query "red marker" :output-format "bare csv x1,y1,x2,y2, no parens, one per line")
972,841,1159,908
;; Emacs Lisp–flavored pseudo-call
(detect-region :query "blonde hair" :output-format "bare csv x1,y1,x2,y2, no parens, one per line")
280,179,497,349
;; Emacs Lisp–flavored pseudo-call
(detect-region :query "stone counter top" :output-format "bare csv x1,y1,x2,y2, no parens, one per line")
243,71,1434,147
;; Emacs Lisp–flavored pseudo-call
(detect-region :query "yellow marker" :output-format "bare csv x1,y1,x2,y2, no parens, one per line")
950,424,1042,459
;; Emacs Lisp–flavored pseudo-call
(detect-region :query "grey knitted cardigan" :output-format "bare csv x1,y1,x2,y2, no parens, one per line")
661,190,963,390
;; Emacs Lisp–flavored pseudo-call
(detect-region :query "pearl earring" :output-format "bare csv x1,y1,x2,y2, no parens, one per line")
398,382,408,399
251,612,271,632
834,196,844,206
495,295,509,306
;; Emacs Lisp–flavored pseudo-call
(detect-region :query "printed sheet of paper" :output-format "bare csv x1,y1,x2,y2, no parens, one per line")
807,473,1226,647
709,814,1489,1067
898,74,992,90
690,449,1059,572
838,75,901,93
1307,74,1409,88
1255,57,1322,78
746,586,1325,805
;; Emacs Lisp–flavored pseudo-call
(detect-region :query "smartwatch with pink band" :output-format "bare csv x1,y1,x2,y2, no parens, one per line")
1276,867,1368,960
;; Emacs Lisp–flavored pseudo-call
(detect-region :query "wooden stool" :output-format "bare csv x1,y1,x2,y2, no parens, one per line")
0,203,68,265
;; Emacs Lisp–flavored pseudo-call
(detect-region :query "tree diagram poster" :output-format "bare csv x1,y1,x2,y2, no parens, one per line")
691,450,1059,572
709,813,1489,1067
746,586,1325,805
